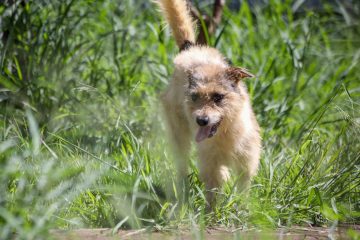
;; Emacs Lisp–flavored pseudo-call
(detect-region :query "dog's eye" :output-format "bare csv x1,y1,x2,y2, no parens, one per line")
212,93,224,103
191,93,199,102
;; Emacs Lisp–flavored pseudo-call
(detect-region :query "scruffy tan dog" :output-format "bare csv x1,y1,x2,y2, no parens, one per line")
157,0,261,204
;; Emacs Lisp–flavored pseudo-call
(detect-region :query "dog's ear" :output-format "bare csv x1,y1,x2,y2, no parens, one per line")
225,67,255,83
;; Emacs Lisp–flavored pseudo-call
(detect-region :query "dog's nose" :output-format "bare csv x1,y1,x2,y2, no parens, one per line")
196,116,209,126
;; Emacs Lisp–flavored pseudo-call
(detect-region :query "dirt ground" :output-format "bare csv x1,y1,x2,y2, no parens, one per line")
52,225,360,240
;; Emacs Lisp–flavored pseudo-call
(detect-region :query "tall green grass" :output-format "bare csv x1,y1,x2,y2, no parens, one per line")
0,0,359,239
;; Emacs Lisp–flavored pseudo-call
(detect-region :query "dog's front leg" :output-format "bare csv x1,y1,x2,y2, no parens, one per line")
162,97,191,203
172,133,191,203
198,151,230,207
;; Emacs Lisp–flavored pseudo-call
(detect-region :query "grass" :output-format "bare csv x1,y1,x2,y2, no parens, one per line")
0,0,359,239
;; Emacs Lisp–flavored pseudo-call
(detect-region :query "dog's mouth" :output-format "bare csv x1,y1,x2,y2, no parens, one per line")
195,121,221,143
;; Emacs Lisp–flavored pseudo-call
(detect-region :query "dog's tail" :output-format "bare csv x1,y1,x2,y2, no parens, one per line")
157,0,196,50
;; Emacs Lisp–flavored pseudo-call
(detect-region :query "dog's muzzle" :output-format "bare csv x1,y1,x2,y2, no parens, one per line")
195,121,221,142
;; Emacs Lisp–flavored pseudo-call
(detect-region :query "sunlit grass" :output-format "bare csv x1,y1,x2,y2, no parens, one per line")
0,0,359,239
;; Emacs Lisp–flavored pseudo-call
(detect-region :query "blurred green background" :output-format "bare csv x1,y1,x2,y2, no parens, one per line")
0,0,359,239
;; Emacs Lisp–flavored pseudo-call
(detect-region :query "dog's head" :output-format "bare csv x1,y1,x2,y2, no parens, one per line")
185,64,254,142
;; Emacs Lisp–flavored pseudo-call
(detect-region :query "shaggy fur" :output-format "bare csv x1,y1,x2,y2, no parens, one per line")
157,0,261,204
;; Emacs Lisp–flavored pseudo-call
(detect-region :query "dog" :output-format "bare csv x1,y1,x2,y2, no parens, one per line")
157,0,261,204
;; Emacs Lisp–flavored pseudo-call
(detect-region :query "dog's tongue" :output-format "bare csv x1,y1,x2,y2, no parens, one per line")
195,126,212,142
